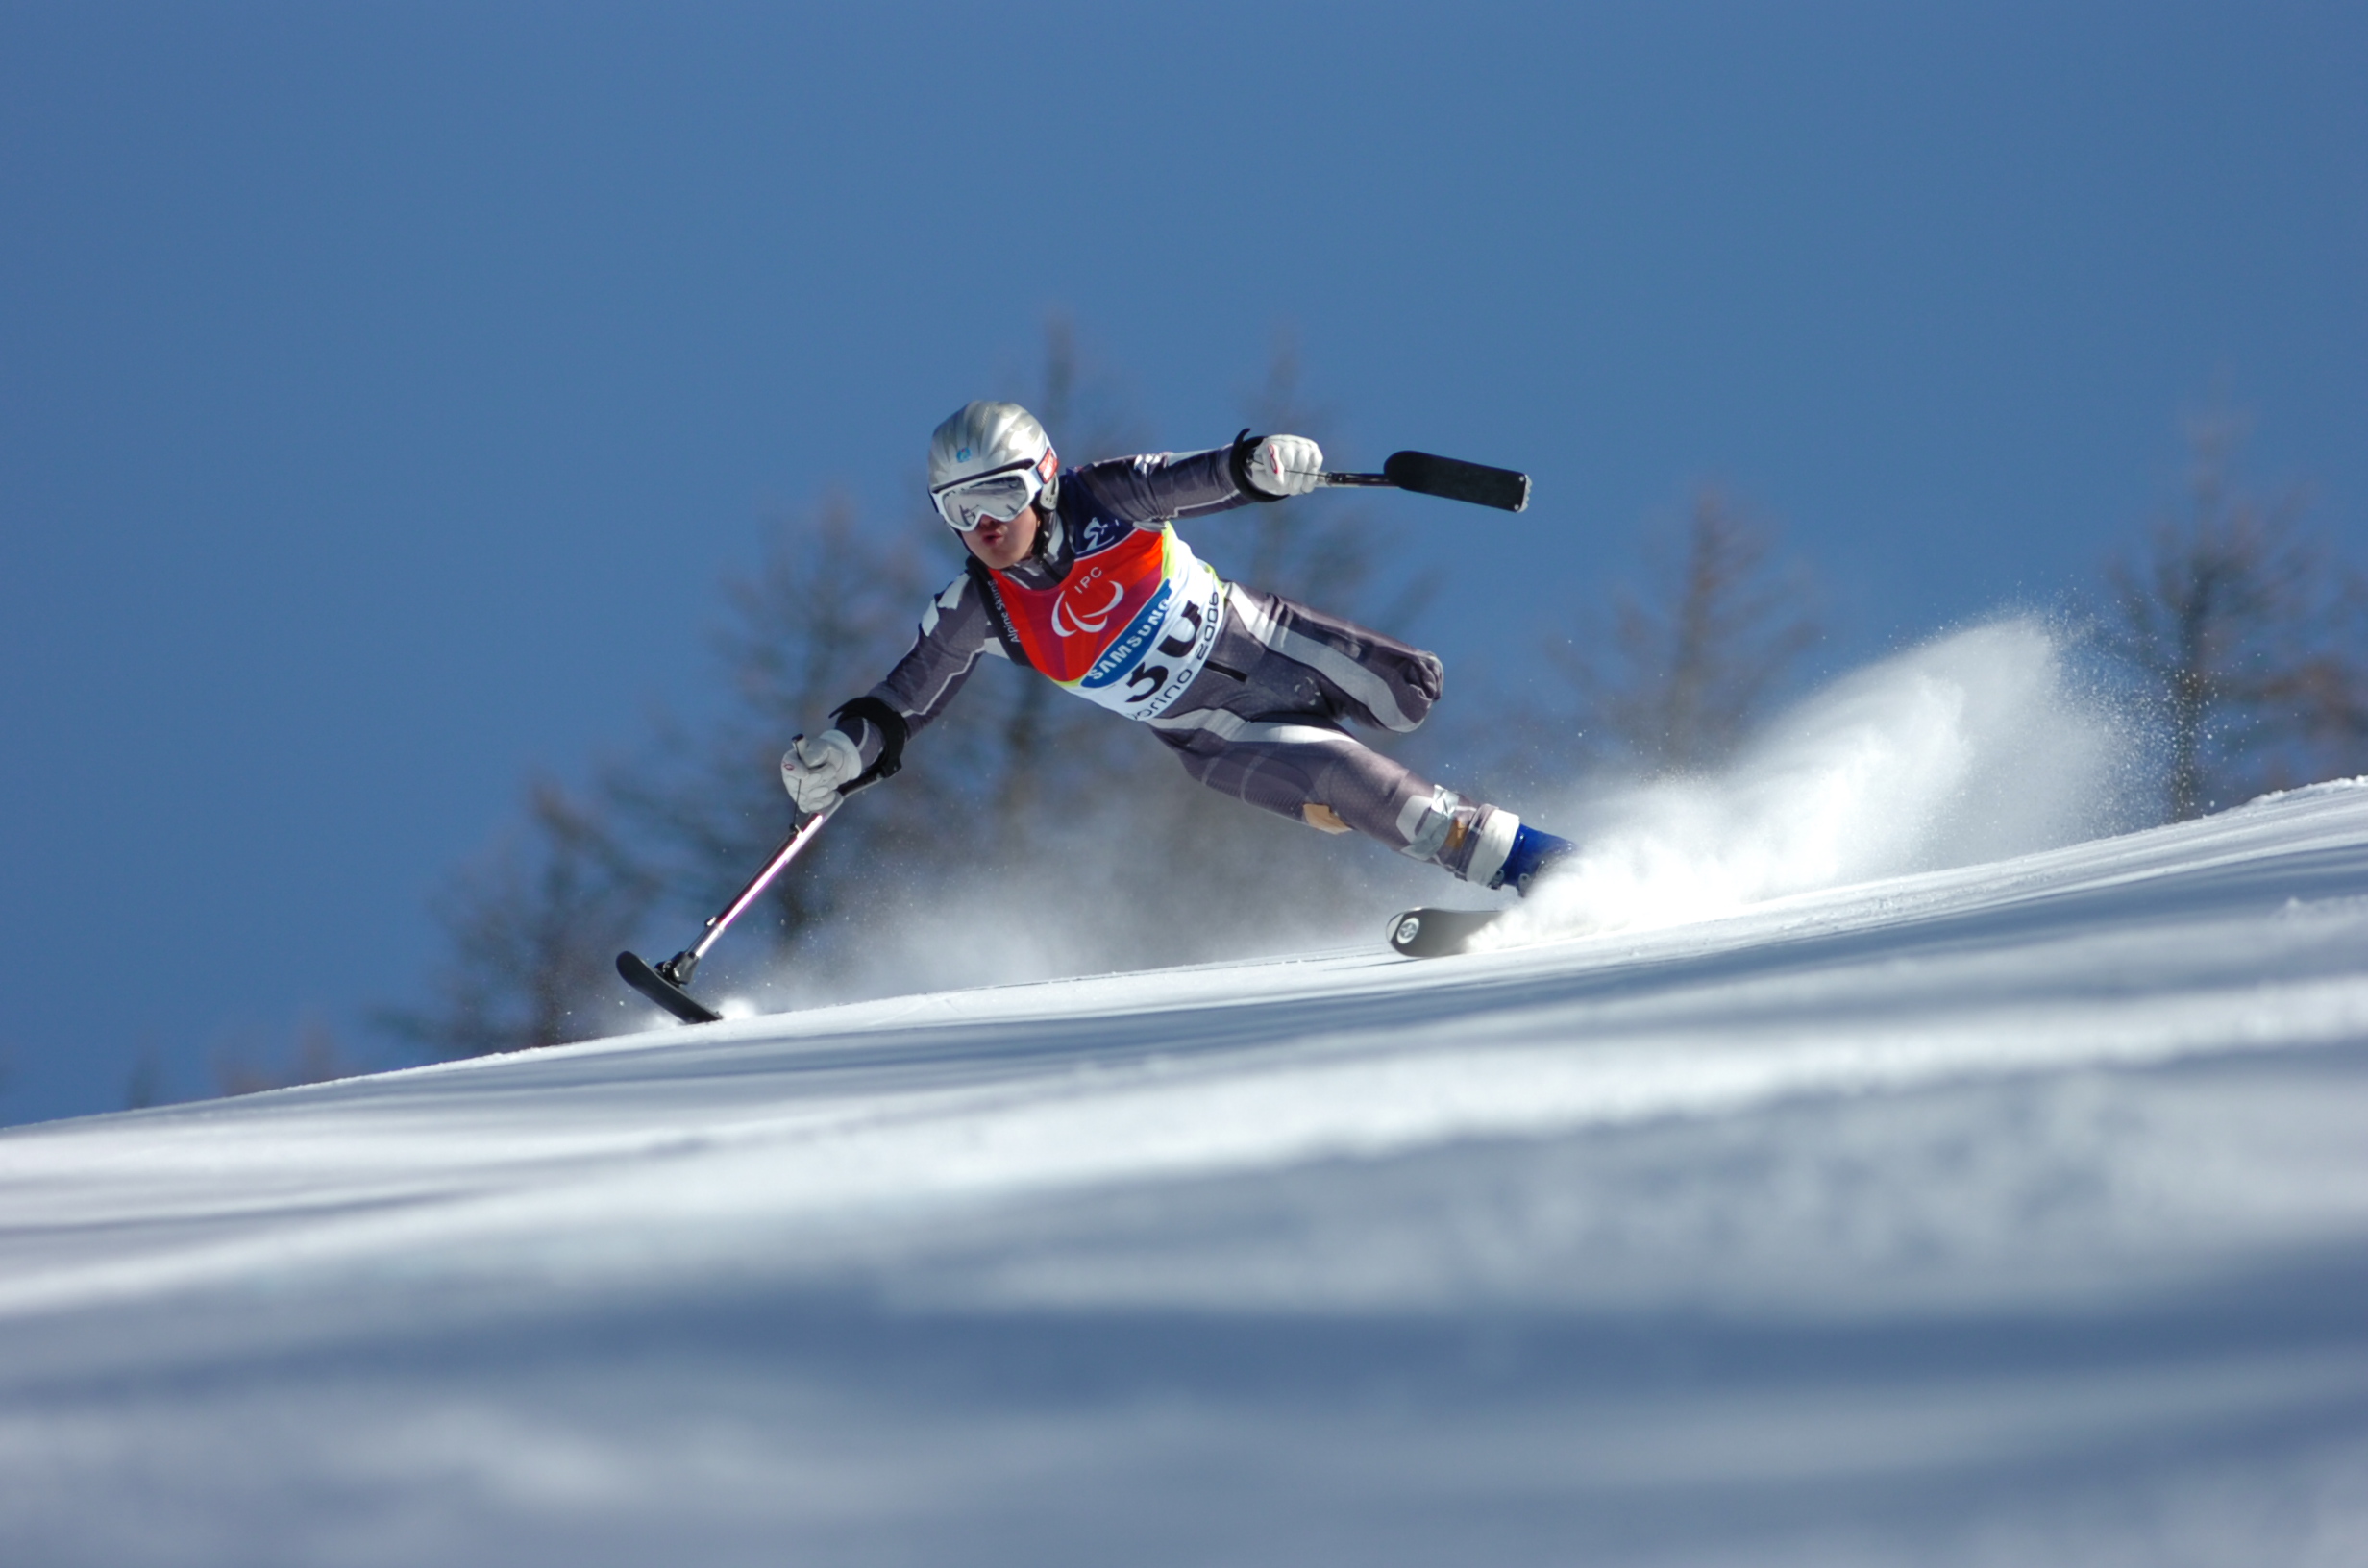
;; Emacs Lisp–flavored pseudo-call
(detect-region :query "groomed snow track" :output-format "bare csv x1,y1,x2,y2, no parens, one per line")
4,782,2367,1566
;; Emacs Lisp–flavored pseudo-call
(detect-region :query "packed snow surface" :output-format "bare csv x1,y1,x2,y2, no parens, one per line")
5,779,2367,1562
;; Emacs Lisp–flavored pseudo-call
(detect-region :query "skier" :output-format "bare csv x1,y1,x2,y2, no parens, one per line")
778,401,1575,896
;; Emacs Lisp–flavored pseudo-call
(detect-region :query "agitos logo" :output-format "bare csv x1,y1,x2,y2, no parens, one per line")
1049,568,1126,639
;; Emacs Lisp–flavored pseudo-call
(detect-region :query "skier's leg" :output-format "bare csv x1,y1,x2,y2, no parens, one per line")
1150,586,1575,890
1221,586,1443,735
1152,715,1533,886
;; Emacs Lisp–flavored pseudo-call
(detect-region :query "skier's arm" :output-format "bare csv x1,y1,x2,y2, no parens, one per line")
1069,430,1324,525
785,573,1000,803
822,572,1004,774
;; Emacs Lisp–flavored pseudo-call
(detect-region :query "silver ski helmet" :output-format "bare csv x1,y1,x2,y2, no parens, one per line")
927,400,1059,532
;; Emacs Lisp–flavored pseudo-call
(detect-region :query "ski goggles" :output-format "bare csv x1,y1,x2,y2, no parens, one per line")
930,456,1046,532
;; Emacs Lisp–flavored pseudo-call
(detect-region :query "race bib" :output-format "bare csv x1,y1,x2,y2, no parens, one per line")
992,526,1225,721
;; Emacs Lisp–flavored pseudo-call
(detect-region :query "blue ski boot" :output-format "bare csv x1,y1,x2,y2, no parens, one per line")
1387,820,1581,958
1492,823,1576,895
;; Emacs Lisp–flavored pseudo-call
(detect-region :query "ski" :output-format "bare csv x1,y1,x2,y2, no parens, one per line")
1321,451,1530,513
1386,906,1508,959
617,950,723,1024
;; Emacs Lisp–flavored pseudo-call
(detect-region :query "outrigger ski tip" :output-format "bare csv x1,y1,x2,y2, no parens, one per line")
615,796,845,1028
617,949,723,1025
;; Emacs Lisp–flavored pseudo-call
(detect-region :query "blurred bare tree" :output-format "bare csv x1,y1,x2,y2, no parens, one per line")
384,780,660,1055
1549,487,1820,777
213,1017,357,1097
122,1045,165,1111
2099,416,2368,821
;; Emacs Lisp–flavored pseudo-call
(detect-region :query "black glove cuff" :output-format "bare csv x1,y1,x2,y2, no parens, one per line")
1228,428,1282,503
828,696,909,789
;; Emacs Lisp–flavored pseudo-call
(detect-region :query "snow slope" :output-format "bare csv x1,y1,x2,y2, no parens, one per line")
4,778,2366,1565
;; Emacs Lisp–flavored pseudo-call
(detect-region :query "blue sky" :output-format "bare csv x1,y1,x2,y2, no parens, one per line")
3,1,2362,1125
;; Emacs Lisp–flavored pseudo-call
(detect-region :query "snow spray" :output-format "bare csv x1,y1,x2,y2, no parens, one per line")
740,617,2135,1008
1491,619,2137,946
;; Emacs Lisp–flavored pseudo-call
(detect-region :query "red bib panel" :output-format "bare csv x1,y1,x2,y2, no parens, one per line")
993,527,1169,683
986,525,1226,720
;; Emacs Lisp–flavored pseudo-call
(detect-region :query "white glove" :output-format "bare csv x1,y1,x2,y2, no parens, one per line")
780,728,861,813
1241,433,1324,498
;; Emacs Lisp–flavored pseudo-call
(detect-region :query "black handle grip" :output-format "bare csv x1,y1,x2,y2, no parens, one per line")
1319,450,1530,512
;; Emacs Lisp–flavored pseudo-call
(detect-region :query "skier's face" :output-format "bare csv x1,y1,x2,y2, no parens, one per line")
960,502,1039,570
